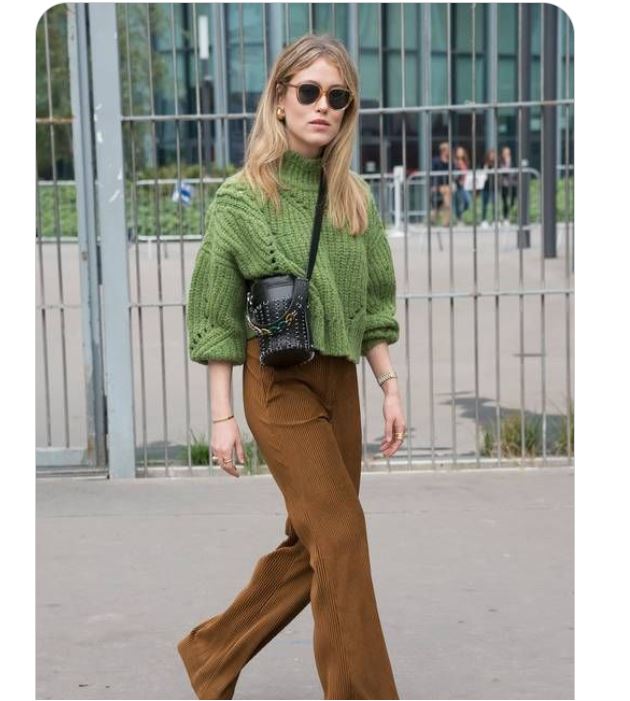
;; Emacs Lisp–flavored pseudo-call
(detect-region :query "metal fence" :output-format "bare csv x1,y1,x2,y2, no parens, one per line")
36,3,574,477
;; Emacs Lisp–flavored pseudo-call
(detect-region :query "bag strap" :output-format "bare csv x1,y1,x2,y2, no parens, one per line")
305,168,327,280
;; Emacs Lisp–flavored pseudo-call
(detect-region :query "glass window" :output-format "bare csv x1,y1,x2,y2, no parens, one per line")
530,57,541,102
431,55,447,105
313,2,332,33
497,3,517,54
431,4,447,52
225,4,265,112
287,3,309,40
386,52,402,106
358,3,379,49
244,44,264,95
330,2,349,43
403,4,420,49
359,51,380,105
498,57,516,102
385,3,401,49
454,56,485,104
559,11,574,99
405,53,419,106
531,4,541,55
454,4,486,53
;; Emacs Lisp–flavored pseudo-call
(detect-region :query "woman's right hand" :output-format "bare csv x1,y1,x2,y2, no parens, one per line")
211,418,246,478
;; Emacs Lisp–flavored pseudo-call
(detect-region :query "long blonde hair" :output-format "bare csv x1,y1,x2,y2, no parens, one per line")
236,33,369,237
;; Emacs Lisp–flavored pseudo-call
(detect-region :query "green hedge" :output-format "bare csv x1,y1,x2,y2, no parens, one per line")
36,175,574,238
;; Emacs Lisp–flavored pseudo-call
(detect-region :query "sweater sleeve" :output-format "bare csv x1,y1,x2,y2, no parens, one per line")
361,193,400,356
186,197,247,366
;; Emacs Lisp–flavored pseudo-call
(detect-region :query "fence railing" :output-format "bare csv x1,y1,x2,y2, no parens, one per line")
36,3,574,477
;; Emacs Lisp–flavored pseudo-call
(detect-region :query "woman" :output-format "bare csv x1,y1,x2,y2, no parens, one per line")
500,145,517,225
453,145,471,225
177,34,405,700
481,147,498,227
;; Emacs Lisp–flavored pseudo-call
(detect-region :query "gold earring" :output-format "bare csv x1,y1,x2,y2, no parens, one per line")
276,106,285,120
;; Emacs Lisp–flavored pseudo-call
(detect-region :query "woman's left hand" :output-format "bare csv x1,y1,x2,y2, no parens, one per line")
380,391,406,457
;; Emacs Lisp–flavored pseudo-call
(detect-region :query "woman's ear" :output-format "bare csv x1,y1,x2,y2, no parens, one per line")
275,82,285,110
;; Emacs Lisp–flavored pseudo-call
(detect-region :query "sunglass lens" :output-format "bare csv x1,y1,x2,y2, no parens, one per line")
298,83,320,104
329,89,350,109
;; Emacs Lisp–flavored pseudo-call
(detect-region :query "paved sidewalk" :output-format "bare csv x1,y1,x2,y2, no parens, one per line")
36,467,574,700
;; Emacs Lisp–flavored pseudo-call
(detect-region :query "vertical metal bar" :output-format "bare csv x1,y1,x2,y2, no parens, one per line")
196,5,214,468
89,2,136,478
347,3,360,172
539,3,548,464
471,3,481,468
170,3,193,475
219,4,230,167
212,3,227,169
490,3,502,468
563,15,573,463
352,4,369,471
518,3,526,464
67,2,107,468
485,4,497,161
380,3,386,212
198,12,212,173
268,4,284,67
401,2,412,470
238,3,246,153
123,4,149,476
145,5,171,475
187,2,205,473
556,11,563,168
490,4,500,465
421,4,431,465
262,3,269,80
43,10,71,449
36,165,52,448
219,2,229,187
517,4,531,247
377,5,391,471
446,3,457,467
218,4,231,466
542,4,558,259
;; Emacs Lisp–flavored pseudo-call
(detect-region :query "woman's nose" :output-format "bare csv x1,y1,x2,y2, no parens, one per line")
316,95,329,111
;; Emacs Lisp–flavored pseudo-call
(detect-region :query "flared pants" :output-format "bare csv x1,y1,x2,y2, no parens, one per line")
177,337,399,700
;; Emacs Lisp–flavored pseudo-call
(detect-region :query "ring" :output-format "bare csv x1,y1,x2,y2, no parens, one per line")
222,457,234,464
394,432,405,439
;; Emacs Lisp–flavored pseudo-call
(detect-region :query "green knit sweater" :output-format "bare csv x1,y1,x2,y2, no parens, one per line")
186,149,399,366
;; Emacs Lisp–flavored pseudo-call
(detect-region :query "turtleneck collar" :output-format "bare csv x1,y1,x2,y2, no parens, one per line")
278,148,323,192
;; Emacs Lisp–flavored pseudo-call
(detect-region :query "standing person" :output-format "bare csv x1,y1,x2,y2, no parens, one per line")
500,145,517,225
178,33,404,700
481,148,498,228
430,141,452,226
453,145,471,226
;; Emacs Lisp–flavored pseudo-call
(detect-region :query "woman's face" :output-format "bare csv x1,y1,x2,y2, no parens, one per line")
277,57,349,158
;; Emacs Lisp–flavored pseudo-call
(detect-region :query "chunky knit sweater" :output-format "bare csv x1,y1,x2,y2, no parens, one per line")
186,149,399,366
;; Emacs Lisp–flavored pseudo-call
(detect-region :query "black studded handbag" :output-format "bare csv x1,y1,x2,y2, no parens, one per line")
245,168,327,368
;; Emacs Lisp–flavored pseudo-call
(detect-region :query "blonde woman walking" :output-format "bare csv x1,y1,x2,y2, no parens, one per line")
178,33,405,700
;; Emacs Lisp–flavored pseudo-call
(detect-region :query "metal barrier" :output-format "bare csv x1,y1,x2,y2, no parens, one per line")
36,3,574,477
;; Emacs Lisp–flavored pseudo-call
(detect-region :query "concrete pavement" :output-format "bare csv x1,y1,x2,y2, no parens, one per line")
36,466,574,700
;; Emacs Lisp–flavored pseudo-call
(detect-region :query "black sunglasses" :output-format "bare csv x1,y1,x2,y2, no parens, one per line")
283,81,353,110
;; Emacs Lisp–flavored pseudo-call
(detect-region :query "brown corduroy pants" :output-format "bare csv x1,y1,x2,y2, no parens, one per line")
177,337,399,700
